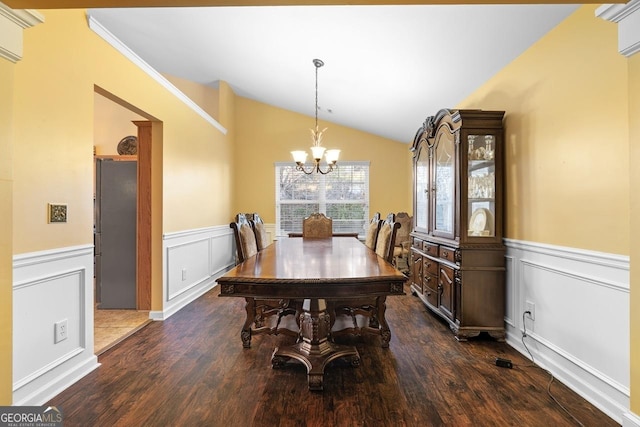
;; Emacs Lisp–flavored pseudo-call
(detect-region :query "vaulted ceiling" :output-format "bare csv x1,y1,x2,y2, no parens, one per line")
87,5,579,142
5,0,583,142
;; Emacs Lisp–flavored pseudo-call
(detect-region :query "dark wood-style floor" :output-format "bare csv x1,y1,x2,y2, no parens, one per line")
48,283,618,427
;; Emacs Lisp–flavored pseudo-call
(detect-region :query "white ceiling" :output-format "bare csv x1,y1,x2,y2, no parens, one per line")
88,5,579,143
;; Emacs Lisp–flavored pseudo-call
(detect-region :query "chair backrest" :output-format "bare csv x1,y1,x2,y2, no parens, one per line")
364,212,382,250
250,213,270,251
395,212,413,248
375,213,400,263
230,213,258,263
302,213,333,238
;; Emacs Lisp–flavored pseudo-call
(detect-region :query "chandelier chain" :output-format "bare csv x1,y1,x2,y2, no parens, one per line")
315,62,319,131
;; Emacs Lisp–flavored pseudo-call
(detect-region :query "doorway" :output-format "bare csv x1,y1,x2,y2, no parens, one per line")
93,89,154,353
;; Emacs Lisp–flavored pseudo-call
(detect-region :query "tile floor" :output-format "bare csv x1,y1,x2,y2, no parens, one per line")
94,309,151,355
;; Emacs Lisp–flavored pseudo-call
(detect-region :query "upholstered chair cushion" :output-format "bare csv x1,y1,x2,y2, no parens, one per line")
375,225,391,259
254,222,269,251
394,213,412,248
240,224,258,259
365,222,378,250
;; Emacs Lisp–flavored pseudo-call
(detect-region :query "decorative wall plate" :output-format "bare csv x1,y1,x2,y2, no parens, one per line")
117,135,138,155
468,208,493,236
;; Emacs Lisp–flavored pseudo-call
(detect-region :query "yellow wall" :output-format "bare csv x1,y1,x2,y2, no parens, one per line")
460,3,638,414
0,58,14,405
233,97,412,222
629,51,640,414
12,8,233,256
93,92,145,155
163,73,220,122
458,5,629,255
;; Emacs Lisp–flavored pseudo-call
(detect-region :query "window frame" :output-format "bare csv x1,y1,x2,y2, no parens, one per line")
275,161,370,237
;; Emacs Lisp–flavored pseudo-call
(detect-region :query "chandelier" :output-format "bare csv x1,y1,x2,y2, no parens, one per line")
291,58,340,174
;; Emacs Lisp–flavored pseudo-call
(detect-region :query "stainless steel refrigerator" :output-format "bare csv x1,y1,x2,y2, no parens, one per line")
94,157,137,309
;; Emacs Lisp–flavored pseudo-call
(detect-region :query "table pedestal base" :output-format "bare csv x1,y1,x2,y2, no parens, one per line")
271,298,360,391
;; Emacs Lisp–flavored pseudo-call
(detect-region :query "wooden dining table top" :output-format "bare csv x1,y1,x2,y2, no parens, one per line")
217,237,406,298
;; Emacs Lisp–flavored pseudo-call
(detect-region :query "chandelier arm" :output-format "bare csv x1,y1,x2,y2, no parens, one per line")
316,163,337,175
295,163,316,175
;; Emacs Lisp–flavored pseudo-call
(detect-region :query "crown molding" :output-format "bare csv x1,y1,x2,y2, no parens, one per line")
0,2,43,62
596,0,640,57
87,13,227,135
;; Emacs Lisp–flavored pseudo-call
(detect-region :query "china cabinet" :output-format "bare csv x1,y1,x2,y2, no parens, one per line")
410,109,506,341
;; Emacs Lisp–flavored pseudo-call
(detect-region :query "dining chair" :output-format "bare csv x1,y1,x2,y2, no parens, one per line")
302,212,333,238
230,214,297,344
392,212,412,274
364,212,382,251
331,213,401,346
230,213,258,264
250,213,270,251
374,213,401,262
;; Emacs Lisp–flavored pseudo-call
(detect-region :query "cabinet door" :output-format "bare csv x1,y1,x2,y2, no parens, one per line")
438,265,455,320
466,133,498,240
410,251,422,291
414,144,430,233
433,129,456,239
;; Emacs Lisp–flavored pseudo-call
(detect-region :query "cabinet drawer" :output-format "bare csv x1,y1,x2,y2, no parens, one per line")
422,258,438,275
423,274,438,307
423,242,438,257
412,237,423,250
439,246,455,263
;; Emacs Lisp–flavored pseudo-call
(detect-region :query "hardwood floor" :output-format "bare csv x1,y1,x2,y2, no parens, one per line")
50,284,618,427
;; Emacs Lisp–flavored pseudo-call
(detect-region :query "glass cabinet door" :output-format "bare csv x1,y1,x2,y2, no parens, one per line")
415,145,429,231
467,134,496,237
433,131,455,237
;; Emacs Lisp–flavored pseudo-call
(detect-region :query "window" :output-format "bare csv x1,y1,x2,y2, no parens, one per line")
275,162,370,237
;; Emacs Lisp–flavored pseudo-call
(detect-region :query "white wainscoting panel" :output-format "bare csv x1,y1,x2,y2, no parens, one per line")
12,245,98,405
157,226,235,320
504,239,630,424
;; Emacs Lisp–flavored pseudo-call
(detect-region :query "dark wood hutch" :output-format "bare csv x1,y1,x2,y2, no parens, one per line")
409,109,506,341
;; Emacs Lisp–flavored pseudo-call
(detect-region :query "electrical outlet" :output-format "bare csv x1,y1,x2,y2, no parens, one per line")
525,300,535,320
54,319,68,343
181,268,187,281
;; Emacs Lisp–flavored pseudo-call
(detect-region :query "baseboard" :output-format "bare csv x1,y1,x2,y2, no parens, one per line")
150,279,220,321
13,355,99,406
623,411,640,427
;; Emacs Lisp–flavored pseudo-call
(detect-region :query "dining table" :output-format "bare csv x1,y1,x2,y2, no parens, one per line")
217,236,406,391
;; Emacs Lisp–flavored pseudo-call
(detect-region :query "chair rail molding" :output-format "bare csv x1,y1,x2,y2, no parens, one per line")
0,2,43,62
597,0,640,57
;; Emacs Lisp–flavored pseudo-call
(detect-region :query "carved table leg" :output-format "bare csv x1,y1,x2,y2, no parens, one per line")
241,297,256,348
271,298,360,391
376,296,391,348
